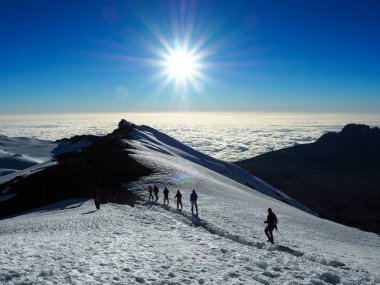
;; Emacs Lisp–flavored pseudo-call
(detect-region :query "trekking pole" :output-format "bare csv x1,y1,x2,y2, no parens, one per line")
276,229,287,243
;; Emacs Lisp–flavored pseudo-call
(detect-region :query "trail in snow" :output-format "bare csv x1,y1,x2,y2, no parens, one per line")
1,122,379,284
2,200,376,285
144,201,350,268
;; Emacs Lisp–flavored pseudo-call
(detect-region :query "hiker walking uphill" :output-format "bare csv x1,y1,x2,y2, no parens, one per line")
264,208,278,244
163,187,169,205
94,191,101,210
174,190,183,210
190,189,198,215
148,185,154,202
153,185,159,202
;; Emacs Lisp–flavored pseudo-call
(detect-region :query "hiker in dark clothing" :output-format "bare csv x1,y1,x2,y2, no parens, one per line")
190,189,198,215
94,191,101,210
264,208,278,244
174,190,183,210
153,185,159,202
148,185,154,202
163,187,169,205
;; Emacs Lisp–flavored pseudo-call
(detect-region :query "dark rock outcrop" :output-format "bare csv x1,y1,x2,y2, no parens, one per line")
0,120,151,218
236,124,380,233
111,119,136,136
316,123,380,149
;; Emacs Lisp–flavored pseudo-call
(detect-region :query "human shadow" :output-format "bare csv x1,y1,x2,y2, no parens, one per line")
82,210,97,215
61,201,85,210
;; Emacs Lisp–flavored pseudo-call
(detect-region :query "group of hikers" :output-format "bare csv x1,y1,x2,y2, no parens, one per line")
147,185,278,243
94,185,279,244
148,185,198,215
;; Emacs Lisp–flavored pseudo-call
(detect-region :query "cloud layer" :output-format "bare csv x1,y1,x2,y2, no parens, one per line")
1,112,379,162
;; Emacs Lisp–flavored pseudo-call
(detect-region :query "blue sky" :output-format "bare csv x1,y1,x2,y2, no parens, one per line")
0,0,379,113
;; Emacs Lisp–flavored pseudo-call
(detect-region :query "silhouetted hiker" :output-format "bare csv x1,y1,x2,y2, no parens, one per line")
153,185,159,202
94,191,101,210
148,185,154,202
163,187,169,205
174,190,183,210
264,208,277,244
190,189,198,215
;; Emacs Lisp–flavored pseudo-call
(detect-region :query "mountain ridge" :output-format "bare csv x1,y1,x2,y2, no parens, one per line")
0,121,379,284
0,119,311,219
236,123,380,233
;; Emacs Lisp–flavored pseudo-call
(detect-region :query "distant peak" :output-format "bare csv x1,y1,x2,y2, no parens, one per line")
316,123,380,147
118,119,134,129
341,123,371,135
110,119,137,136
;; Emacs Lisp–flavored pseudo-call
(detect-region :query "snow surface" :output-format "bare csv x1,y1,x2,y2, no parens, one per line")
0,135,91,177
0,136,57,162
127,126,312,214
0,124,379,284
0,148,39,173
0,160,58,186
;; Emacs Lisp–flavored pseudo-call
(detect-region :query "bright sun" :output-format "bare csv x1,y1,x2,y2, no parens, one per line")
152,41,207,92
166,49,197,80
159,46,203,88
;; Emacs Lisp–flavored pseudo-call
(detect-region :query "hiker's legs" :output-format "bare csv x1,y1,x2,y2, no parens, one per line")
269,228,274,243
265,225,274,243
264,225,270,240
179,200,182,209
191,201,198,214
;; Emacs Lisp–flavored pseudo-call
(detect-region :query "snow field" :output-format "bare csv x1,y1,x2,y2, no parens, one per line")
1,198,377,285
0,123,379,284
124,126,378,284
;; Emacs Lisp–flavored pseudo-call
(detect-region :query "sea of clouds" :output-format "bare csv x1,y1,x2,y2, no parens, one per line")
1,112,380,162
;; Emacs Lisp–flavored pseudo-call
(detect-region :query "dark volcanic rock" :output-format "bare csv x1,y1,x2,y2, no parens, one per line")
0,120,151,218
236,124,380,233
316,123,380,149
111,119,136,136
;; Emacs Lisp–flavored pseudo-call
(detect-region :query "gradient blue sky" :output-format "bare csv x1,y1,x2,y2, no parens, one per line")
1,0,379,113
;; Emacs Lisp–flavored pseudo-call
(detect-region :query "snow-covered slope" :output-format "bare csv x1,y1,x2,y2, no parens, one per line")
128,125,312,214
0,135,91,178
0,135,57,161
0,123,379,284
0,136,53,176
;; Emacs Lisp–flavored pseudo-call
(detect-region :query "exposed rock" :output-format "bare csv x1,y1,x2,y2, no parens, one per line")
316,123,380,148
0,120,151,218
236,124,380,233
111,119,136,135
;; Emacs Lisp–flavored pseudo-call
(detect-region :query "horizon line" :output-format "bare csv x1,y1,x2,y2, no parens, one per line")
1,110,380,116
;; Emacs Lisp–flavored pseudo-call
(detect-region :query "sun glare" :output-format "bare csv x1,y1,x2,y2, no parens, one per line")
151,42,207,92
166,49,197,80
158,46,204,89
